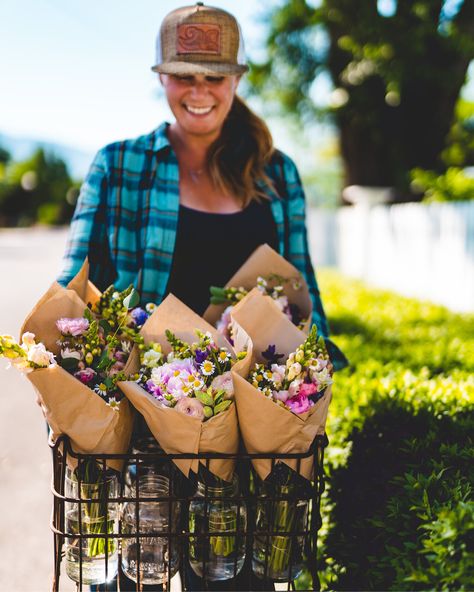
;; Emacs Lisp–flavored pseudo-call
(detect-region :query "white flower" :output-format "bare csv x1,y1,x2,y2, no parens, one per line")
272,295,289,312
201,360,215,376
106,397,121,411
112,291,120,300
257,276,267,288
61,348,82,361
288,379,303,398
94,383,108,397
145,302,157,314
121,340,132,353
313,367,333,389
287,362,302,381
270,364,286,386
142,348,163,368
27,343,55,367
21,332,36,348
217,350,231,364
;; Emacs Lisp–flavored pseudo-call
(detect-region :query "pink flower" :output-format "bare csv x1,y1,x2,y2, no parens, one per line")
288,379,302,399
287,393,313,414
298,382,319,397
109,361,125,376
56,317,89,336
210,371,234,399
273,389,289,402
74,367,96,384
175,397,205,420
216,306,233,339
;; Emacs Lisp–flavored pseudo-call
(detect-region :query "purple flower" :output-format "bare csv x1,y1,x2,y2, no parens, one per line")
131,307,148,327
195,349,209,364
56,317,89,336
145,379,162,399
287,393,313,414
74,367,96,384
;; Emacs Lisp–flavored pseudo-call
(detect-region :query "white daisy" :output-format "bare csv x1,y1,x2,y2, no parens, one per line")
217,350,231,364
94,383,108,397
106,397,121,411
201,360,215,376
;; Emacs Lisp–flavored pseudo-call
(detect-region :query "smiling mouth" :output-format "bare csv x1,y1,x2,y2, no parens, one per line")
184,105,214,115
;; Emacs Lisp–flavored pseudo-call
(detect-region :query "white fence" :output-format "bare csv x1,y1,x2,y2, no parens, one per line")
308,201,474,313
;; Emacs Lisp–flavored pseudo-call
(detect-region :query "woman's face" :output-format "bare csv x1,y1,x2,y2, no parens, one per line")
160,73,241,141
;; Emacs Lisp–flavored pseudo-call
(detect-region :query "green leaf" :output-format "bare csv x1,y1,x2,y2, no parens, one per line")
99,319,112,334
195,390,215,406
61,357,79,371
123,288,139,309
214,400,232,415
203,406,214,418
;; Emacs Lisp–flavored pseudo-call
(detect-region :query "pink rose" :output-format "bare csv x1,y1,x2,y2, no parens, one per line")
175,397,205,420
210,371,234,399
74,367,96,384
287,393,313,414
56,317,89,336
273,389,289,402
298,382,319,398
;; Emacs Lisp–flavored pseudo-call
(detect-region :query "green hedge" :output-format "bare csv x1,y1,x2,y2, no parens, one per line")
315,271,474,591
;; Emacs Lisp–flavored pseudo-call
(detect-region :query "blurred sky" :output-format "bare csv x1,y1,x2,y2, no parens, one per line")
0,0,286,154
1,0,472,165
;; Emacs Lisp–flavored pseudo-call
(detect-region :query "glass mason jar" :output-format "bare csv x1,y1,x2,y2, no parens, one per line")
64,465,119,586
253,480,309,581
189,474,247,581
124,436,170,489
121,473,180,585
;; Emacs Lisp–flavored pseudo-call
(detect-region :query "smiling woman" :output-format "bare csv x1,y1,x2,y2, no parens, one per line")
56,5,347,586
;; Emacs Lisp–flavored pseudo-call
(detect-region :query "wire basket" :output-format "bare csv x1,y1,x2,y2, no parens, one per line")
51,435,327,591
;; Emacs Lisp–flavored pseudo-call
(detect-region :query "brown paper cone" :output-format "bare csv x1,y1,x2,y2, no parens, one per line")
203,244,312,333
27,365,134,471
118,381,239,481
20,259,99,354
230,290,332,481
118,294,239,480
20,259,134,469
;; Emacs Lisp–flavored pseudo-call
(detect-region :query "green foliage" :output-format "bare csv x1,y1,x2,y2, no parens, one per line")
0,147,77,226
411,166,474,202
249,0,474,193
313,270,474,590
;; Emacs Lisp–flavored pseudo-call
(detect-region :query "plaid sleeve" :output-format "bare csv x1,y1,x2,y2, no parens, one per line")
281,154,349,370
57,149,116,290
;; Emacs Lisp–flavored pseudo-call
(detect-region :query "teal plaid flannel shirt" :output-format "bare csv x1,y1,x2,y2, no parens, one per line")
58,123,348,370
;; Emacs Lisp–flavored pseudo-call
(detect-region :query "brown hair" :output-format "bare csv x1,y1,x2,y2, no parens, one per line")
207,95,277,207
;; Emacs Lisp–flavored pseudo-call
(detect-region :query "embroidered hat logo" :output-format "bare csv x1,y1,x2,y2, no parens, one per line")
177,23,221,55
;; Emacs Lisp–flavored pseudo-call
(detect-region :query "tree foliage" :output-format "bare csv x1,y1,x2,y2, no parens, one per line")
0,147,78,226
249,0,474,199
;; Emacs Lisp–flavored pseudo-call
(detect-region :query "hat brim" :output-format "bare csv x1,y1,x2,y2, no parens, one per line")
151,61,248,76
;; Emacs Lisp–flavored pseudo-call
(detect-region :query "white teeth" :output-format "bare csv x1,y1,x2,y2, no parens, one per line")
185,105,213,115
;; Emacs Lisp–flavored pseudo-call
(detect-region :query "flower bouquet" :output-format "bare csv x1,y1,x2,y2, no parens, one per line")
203,244,312,342
229,290,333,580
118,294,241,481
13,259,146,470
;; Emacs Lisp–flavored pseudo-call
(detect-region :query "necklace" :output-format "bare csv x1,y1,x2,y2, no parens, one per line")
188,168,204,184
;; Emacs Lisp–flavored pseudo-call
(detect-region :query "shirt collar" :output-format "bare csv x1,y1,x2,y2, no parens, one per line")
150,122,172,153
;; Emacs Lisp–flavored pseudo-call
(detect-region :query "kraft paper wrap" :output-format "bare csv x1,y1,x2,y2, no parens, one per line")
19,259,134,470
230,290,332,481
203,244,312,333
118,294,239,481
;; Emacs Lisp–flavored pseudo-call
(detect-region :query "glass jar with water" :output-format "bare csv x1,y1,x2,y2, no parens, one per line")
121,473,180,585
189,473,247,581
64,463,119,586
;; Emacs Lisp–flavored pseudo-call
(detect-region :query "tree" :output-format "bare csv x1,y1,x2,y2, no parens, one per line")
0,148,76,226
248,0,474,200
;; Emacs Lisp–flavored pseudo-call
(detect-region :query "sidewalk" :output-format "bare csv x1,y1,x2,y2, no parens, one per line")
0,228,75,592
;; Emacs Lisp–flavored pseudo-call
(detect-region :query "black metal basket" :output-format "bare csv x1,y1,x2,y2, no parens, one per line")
51,435,327,591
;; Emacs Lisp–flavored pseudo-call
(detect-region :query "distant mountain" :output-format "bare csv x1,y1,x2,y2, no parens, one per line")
0,132,94,180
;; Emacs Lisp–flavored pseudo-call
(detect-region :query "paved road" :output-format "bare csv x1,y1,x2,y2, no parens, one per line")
0,228,75,592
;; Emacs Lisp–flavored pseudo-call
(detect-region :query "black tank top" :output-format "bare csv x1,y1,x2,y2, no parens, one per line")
165,199,279,315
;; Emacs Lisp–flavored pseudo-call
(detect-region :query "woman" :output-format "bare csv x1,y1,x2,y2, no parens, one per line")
59,3,347,590
58,1,346,371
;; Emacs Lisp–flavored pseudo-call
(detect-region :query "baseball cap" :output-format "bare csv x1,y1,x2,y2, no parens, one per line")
151,2,249,76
